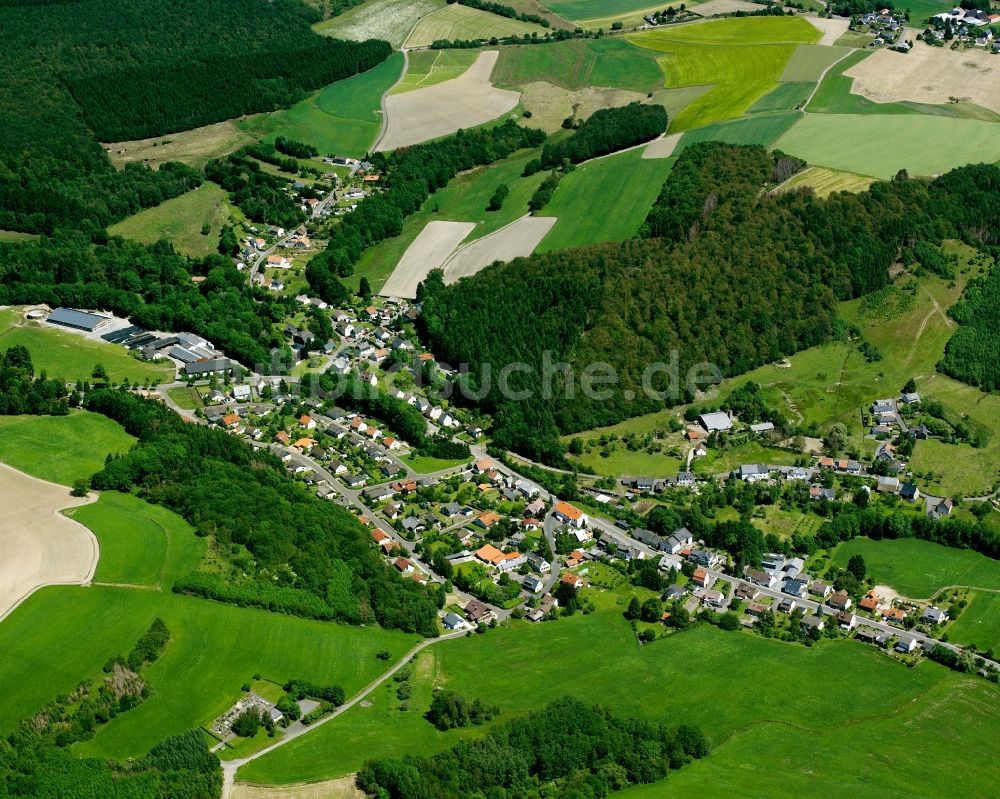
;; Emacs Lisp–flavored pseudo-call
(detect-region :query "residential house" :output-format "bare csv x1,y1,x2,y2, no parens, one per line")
442,612,466,631
777,598,797,614
560,573,584,589
922,606,949,625
739,464,771,483
364,486,394,502
927,497,953,519
692,568,713,588
527,552,551,573
735,582,760,601
745,567,776,588
837,611,858,630
701,589,725,608
464,599,496,624
750,421,775,434
882,607,908,625
393,557,413,574
895,635,918,654
901,482,920,502
783,578,808,597
299,414,316,430
810,484,836,502
859,591,881,613
553,500,588,528
801,615,825,633
810,580,832,599
746,602,768,618
827,590,852,611
523,575,544,594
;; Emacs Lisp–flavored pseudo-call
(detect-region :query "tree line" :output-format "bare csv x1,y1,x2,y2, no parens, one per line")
939,254,1000,391
540,103,668,168
83,389,443,636
356,696,709,799
418,145,1000,464
0,346,70,416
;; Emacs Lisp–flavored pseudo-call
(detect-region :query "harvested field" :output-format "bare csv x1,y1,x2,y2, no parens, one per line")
391,50,478,94
0,463,97,622
105,121,255,169
442,215,556,283
518,81,648,132
643,132,682,159
685,0,759,15
233,777,364,799
845,45,1000,115
405,3,546,48
376,51,520,151
379,221,474,298
802,14,849,46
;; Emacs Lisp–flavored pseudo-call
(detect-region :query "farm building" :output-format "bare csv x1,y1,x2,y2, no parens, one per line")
699,411,732,432
47,307,111,332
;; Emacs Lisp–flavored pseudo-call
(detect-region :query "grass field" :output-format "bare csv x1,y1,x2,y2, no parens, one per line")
831,538,1000,598
677,111,800,151
494,38,665,93
776,113,1000,180
352,147,548,292
0,308,174,386
628,17,819,130
106,121,256,170
238,53,405,157
109,182,230,257
0,230,39,242
314,0,445,48
616,677,999,799
240,601,971,787
0,412,135,485
64,492,204,588
807,49,916,115
569,443,684,479
536,147,674,252
406,4,547,48
166,386,205,410
946,590,1000,652
748,81,813,113
778,43,852,82
776,165,876,197
392,49,478,94
402,453,472,473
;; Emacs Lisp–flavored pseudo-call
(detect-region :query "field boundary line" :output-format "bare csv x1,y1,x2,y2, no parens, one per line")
372,49,409,152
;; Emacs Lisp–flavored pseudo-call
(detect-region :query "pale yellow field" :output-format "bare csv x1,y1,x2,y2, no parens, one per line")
846,45,1000,115
442,215,557,283
776,165,876,197
518,81,648,132
379,220,475,299
0,464,98,622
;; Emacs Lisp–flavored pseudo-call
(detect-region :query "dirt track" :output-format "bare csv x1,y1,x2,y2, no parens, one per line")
441,215,556,283
643,133,682,159
233,777,363,799
379,220,475,298
0,463,98,622
846,45,1000,114
376,51,520,151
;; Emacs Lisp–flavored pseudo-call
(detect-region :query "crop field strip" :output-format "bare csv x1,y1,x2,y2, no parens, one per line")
391,50,478,95
775,165,876,197
314,0,446,48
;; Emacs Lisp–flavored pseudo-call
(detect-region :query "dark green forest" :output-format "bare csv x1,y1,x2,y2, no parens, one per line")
939,250,1000,391
419,144,1000,464
0,0,389,234
356,697,708,799
0,346,70,415
84,389,442,636
540,103,668,168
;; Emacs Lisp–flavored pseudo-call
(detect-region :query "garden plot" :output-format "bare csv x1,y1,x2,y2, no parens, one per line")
379,221,475,298
376,51,520,151
0,464,97,621
844,45,1000,115
441,216,556,283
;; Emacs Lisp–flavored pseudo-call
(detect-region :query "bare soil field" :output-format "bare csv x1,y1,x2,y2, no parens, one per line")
0,463,97,622
845,45,1000,114
105,121,256,169
233,777,364,799
376,51,520,151
518,81,648,132
642,132,682,159
441,215,557,283
379,221,475,298
803,14,849,46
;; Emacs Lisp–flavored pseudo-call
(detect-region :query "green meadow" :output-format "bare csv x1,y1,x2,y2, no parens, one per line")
537,147,674,252
748,81,813,113
628,17,819,130
108,182,231,257
831,538,1000,598
64,491,205,587
776,165,875,197
0,308,174,386
778,44,853,82
402,453,473,473
677,111,800,151
240,598,985,792
494,38,665,93
775,113,1000,180
946,591,1000,652
392,49,478,94
238,53,405,157
0,411,135,485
